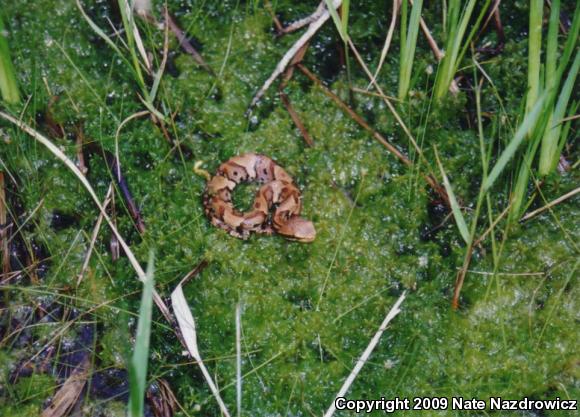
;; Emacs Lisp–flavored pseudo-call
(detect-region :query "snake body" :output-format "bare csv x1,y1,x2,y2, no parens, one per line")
203,154,316,242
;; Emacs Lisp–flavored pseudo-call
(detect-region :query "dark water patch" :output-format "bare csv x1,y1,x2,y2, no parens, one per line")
284,288,313,311
308,32,344,85
50,210,79,231
165,52,181,78
90,368,130,401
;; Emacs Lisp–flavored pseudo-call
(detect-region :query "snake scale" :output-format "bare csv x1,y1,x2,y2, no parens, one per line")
203,153,316,242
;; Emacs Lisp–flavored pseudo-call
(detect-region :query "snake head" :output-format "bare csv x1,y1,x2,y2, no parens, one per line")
275,216,316,243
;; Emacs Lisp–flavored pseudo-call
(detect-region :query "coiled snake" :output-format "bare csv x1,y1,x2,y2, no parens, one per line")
203,153,316,242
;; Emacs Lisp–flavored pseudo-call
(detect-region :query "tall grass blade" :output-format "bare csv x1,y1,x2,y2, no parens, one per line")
128,251,155,417
324,0,347,41
539,50,580,175
0,14,20,104
526,0,543,115
117,0,147,93
545,0,560,91
76,0,135,81
433,0,478,100
508,140,536,222
341,0,350,39
434,148,471,244
398,0,423,100
484,93,547,192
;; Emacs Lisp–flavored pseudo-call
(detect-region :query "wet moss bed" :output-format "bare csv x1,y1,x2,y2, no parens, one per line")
1,1,578,416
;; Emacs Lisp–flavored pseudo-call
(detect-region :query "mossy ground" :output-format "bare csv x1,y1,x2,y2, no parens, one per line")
0,1,578,416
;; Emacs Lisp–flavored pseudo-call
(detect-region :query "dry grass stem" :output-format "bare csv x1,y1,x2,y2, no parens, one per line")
297,64,410,165
248,0,342,112
277,1,326,35
520,186,580,222
0,111,174,324
166,13,214,75
323,292,406,417
279,43,315,146
236,303,242,417
41,357,90,417
472,202,511,248
171,282,232,417
77,184,114,285
368,0,399,88
298,63,448,205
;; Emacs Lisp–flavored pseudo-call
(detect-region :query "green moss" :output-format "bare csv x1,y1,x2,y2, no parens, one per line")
0,0,578,416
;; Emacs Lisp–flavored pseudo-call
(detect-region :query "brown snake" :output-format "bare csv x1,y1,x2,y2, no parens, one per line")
203,153,316,242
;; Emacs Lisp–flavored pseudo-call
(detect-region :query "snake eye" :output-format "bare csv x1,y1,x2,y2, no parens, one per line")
263,169,267,175
233,171,238,176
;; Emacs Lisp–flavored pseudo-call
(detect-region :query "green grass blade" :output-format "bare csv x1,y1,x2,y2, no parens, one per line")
400,0,408,57
545,0,560,90
76,0,134,78
341,0,350,39
117,0,147,93
128,251,155,417
508,139,536,222
557,3,580,76
526,0,543,115
539,50,580,175
0,14,20,104
433,0,478,100
484,92,547,192
434,148,471,244
398,0,423,100
324,0,347,41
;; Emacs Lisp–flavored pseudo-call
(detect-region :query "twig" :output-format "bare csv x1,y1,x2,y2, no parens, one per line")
346,39,449,205
323,292,406,417
41,356,90,417
474,0,505,55
279,43,315,146
111,154,146,234
297,64,448,204
297,65,410,165
263,7,314,146
247,0,342,113
452,245,473,309
520,186,580,222
109,187,120,261
165,13,215,75
75,126,88,175
179,259,209,287
275,1,326,35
